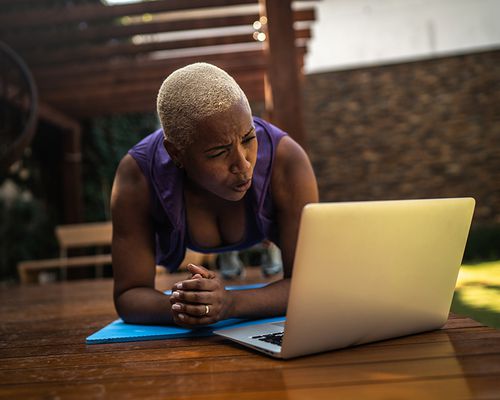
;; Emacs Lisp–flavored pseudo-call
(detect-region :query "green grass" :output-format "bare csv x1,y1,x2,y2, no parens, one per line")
451,260,500,328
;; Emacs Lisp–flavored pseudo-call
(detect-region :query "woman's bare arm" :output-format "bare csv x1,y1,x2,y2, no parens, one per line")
111,154,175,324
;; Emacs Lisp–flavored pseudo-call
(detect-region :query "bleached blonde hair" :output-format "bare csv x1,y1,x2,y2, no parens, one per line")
157,62,251,152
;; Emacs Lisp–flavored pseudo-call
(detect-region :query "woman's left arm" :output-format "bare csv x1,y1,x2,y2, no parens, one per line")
170,136,318,326
269,136,320,279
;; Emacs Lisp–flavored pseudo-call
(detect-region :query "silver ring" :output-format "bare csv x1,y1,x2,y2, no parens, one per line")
204,305,210,316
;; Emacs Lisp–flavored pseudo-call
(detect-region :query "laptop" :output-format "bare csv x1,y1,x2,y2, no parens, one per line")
214,198,475,359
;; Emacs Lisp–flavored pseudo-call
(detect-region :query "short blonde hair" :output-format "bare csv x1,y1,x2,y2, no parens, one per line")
157,62,251,151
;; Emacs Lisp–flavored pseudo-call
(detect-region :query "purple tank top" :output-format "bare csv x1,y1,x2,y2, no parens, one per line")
128,117,286,272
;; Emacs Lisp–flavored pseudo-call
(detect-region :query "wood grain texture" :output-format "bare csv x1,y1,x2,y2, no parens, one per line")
0,271,498,399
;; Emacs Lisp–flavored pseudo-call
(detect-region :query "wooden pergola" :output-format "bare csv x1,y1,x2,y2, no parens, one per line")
1,0,317,222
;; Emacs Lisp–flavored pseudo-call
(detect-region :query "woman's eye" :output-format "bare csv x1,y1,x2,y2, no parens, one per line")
243,135,256,144
207,150,226,159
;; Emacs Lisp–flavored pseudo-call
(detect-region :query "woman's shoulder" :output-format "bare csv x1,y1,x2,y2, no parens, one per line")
271,135,318,208
129,129,164,160
274,136,311,178
253,116,287,141
114,154,149,198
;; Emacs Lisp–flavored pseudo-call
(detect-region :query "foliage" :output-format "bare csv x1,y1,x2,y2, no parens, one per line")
452,260,500,328
0,196,58,282
82,113,158,221
463,225,500,262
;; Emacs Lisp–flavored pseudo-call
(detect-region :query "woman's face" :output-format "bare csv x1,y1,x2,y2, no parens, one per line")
179,99,257,202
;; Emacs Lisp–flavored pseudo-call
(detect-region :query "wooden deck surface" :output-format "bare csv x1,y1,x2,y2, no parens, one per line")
1,268,499,399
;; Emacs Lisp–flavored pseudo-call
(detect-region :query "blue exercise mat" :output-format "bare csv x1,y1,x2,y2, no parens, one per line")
86,283,285,344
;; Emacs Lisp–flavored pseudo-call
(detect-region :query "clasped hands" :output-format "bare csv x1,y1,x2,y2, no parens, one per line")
170,263,232,328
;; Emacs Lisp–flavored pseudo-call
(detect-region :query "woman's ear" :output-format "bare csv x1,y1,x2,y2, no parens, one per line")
163,139,183,168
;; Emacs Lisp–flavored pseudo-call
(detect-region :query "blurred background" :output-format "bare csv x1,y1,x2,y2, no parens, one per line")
0,0,498,326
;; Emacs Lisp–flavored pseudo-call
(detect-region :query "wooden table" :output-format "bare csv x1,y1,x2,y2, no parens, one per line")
1,271,499,399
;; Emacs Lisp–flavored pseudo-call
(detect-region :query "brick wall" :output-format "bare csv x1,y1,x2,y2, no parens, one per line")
302,50,500,224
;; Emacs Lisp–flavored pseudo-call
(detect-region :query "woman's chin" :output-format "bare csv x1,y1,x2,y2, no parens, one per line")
221,188,248,202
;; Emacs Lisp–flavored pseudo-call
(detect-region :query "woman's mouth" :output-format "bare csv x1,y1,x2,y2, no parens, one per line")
233,179,252,192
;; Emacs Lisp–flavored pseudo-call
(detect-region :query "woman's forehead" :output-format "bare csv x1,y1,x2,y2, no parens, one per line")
195,124,253,150
196,103,252,143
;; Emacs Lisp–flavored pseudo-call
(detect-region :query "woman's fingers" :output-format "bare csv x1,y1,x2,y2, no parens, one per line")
169,274,232,327
170,273,214,295
174,277,219,291
171,288,212,304
172,302,213,317
187,263,216,279
172,312,213,327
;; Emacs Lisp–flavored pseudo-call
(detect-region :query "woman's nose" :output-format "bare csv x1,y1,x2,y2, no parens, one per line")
230,146,251,174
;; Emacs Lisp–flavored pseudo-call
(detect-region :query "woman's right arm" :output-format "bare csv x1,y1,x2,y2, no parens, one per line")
111,154,175,324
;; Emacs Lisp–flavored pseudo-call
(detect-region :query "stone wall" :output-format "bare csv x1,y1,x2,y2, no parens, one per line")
302,50,500,225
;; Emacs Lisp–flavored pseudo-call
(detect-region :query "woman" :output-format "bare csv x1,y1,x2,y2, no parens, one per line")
111,63,318,327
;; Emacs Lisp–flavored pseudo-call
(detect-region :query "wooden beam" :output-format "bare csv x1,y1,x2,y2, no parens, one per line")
34,48,305,120
0,0,257,30
35,65,268,98
260,0,306,147
38,102,81,132
35,102,84,223
33,49,270,83
4,9,315,50
62,127,84,223
25,28,311,67
46,82,266,118
34,47,304,108
26,33,261,67
41,71,265,103
43,74,264,107
39,70,266,111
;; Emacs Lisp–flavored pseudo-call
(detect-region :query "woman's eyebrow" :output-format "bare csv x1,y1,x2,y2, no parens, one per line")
242,126,256,138
204,143,231,153
204,126,255,153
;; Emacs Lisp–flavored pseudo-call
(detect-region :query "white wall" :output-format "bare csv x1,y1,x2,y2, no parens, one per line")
304,0,500,73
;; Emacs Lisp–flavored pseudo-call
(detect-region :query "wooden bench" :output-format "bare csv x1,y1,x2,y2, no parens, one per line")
17,221,112,284
17,221,217,284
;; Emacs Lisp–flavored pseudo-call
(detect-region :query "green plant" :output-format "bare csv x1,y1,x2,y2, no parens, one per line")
0,196,58,282
82,113,158,221
452,261,500,328
463,225,500,262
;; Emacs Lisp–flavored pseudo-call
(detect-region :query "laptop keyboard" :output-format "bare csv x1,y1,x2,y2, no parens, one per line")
252,332,283,346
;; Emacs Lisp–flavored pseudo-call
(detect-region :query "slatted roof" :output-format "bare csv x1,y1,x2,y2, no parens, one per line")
1,0,317,119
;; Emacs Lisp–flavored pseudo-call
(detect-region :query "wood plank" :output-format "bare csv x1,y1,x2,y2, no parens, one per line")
0,320,495,356
42,72,265,103
34,59,271,95
17,254,112,270
0,0,258,30
27,33,264,67
3,332,500,372
61,127,84,224
1,324,497,355
167,376,500,400
33,47,304,111
34,48,279,117
43,82,265,118
1,376,498,400
32,49,268,81
25,28,311,67
56,222,112,248
1,353,499,392
4,9,315,50
261,0,306,146
37,102,80,132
